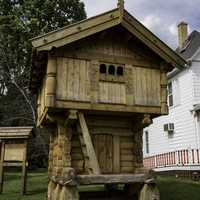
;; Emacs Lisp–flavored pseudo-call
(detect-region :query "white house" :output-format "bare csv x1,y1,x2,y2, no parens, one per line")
143,22,200,172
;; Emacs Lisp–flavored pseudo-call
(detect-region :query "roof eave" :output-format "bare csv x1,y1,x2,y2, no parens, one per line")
31,8,120,51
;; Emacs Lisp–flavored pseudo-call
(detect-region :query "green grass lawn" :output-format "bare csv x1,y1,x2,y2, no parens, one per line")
1,171,200,200
158,176,200,200
0,170,48,200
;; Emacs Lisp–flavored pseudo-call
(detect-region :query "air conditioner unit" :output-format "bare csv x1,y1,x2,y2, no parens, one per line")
164,123,174,133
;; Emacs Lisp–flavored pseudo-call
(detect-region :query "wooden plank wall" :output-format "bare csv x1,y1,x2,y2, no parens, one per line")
71,133,84,173
120,136,135,173
134,67,161,106
99,82,126,104
56,57,90,102
55,60,160,107
54,34,161,107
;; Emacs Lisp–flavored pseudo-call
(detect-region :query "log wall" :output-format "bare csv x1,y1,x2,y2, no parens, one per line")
47,115,145,199
87,115,143,174
48,115,143,176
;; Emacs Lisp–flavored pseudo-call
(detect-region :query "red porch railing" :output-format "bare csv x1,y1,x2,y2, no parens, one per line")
143,149,200,169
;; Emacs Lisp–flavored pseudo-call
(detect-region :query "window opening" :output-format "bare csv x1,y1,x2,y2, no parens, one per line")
108,65,115,75
100,64,107,74
117,66,123,76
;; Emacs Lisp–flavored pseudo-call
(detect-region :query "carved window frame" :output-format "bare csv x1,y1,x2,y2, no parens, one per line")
99,62,125,83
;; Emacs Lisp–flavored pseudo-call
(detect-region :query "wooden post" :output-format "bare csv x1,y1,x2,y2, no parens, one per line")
0,141,5,194
21,140,28,195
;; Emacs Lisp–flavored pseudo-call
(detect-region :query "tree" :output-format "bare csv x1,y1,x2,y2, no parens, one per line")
0,0,86,126
0,0,86,167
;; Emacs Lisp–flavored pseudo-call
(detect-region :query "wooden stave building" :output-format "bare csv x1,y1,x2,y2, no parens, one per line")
0,127,32,194
30,2,186,200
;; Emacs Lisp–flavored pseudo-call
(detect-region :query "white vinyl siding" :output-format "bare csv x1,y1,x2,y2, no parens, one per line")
143,68,197,158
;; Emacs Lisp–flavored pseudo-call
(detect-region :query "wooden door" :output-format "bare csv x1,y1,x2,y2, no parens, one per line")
93,134,113,174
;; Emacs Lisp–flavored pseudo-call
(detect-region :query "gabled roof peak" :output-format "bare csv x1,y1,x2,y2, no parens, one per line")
31,5,186,70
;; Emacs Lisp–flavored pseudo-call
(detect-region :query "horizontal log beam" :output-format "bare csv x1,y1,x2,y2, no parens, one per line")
56,100,161,115
76,174,149,185
50,173,150,186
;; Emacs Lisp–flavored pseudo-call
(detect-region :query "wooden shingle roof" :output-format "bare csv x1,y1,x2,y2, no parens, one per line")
0,127,32,139
31,7,187,69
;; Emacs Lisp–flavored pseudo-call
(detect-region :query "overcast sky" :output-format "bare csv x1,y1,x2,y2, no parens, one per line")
82,0,200,49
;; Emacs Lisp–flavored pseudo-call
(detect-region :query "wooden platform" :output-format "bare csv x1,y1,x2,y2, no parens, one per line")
50,173,149,186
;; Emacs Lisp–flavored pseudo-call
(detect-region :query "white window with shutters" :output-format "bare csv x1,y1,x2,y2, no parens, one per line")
168,82,173,107
168,79,180,108
173,79,180,106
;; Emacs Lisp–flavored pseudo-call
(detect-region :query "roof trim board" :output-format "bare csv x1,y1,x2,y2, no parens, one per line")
31,9,120,51
31,7,187,69
122,11,186,69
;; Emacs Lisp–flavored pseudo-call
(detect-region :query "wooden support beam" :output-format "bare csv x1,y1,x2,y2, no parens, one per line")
77,125,91,174
160,64,168,115
78,112,100,174
0,141,5,194
49,173,149,186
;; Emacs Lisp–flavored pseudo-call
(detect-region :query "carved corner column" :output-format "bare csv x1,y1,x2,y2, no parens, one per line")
45,55,57,107
132,116,144,170
160,64,168,115
132,115,152,170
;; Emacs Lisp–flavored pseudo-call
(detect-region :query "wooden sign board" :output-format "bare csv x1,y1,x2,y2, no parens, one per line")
0,127,32,195
4,144,25,162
